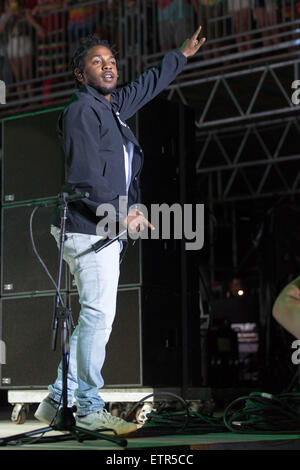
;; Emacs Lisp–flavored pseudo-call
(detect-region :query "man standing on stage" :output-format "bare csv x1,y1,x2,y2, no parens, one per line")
35,27,206,435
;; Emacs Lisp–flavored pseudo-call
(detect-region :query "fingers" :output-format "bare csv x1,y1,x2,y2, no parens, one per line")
195,36,206,50
127,213,155,233
134,212,155,230
128,208,143,217
133,216,155,232
146,219,155,231
192,25,202,40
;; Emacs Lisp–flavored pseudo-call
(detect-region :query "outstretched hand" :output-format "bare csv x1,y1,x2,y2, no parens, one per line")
180,25,206,58
123,208,155,234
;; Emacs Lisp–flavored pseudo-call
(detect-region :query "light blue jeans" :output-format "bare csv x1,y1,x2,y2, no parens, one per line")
48,225,121,416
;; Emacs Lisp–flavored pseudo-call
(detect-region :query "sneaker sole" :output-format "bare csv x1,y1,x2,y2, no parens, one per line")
76,420,137,436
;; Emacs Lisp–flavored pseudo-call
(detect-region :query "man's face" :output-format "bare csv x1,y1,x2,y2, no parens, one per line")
78,45,118,99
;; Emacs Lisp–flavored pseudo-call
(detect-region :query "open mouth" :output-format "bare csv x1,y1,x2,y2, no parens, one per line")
102,73,114,83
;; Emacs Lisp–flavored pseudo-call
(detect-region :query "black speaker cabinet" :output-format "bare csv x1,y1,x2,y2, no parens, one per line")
0,289,193,389
69,288,142,386
70,286,184,387
2,108,64,205
0,98,199,389
117,240,142,287
0,294,65,388
0,289,142,389
69,240,142,291
1,205,68,295
127,98,196,290
140,285,183,387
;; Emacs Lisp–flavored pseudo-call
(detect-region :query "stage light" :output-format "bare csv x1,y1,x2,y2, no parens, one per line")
226,277,245,298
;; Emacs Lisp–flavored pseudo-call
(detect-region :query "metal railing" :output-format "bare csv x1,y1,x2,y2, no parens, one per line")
0,0,299,113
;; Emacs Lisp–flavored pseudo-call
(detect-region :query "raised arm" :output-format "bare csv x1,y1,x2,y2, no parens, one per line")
112,25,206,120
25,8,46,37
0,7,14,33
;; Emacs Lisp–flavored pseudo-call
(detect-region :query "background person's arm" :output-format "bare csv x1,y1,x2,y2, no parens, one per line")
272,276,300,339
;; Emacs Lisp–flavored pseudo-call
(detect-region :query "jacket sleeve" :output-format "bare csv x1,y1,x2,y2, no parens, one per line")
111,49,187,121
62,102,121,220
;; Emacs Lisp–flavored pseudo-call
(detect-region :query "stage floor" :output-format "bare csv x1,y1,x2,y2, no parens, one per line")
0,417,300,451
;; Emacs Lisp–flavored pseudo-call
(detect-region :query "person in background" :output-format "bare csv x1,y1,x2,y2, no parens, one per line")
226,276,245,298
0,0,45,102
63,0,98,58
227,0,253,53
254,0,278,48
157,0,198,52
198,0,223,59
97,0,118,52
0,0,13,86
279,0,300,48
28,0,67,103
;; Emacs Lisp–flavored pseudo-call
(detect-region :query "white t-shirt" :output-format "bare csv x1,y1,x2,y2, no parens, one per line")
123,137,134,195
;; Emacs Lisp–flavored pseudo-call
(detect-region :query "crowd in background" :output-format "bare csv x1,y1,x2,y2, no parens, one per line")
0,0,299,103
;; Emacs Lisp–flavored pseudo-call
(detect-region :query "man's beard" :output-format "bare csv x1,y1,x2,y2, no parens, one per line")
93,82,117,95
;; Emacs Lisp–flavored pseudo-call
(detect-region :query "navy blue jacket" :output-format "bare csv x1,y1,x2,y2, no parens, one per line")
51,49,187,235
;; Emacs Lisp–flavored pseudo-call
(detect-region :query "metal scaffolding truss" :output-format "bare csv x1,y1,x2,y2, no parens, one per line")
162,56,300,202
194,116,300,202
166,57,300,129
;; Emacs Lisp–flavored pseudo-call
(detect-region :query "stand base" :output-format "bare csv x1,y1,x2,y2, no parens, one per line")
0,407,127,448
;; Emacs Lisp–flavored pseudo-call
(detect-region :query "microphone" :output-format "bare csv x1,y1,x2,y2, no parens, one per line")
36,192,90,208
60,191,89,202
92,229,127,253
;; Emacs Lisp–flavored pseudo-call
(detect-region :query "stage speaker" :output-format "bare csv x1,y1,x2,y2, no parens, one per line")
0,285,187,390
127,98,197,291
1,205,68,295
126,99,199,386
140,285,182,387
69,240,142,291
0,98,198,389
118,240,141,287
0,289,142,388
2,108,64,205
70,286,183,387
128,97,196,204
0,294,65,388
69,288,142,386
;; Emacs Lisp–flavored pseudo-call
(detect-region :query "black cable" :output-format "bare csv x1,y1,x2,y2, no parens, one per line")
125,392,227,435
125,392,191,434
29,205,65,307
13,208,74,446
143,409,226,434
223,392,300,434
127,391,300,436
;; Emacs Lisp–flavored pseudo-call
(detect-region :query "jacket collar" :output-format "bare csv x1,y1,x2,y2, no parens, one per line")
79,84,113,110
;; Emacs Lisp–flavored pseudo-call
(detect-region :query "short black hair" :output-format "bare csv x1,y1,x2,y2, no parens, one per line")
71,35,117,88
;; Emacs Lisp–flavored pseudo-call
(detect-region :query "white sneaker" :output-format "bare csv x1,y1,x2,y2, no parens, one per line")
34,396,60,425
76,409,137,436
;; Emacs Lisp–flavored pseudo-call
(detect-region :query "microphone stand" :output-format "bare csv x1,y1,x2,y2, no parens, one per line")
0,192,127,448
92,228,127,253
